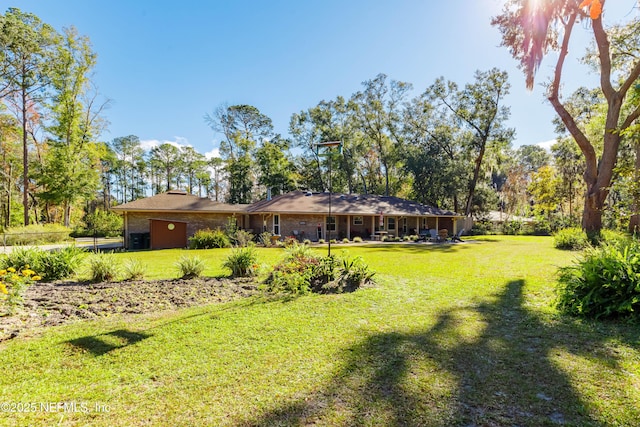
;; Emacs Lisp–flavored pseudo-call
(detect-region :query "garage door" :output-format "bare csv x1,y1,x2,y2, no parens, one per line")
150,219,187,249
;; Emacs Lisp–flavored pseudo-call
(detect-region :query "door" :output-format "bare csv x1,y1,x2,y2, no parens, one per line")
150,219,187,249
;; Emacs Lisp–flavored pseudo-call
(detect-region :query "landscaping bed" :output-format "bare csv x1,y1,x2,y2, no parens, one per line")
0,277,259,342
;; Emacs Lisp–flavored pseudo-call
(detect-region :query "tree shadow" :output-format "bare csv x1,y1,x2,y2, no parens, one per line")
67,329,151,356
246,279,639,426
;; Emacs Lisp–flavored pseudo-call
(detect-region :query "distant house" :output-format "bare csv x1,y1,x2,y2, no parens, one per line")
112,190,463,249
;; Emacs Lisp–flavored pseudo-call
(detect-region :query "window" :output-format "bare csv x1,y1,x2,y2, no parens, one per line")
387,217,396,231
326,216,336,232
353,216,363,225
273,214,280,235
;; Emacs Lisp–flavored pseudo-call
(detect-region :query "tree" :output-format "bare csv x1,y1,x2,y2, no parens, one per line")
529,165,563,221
350,74,411,196
426,69,514,217
149,143,182,193
254,135,296,197
289,96,361,193
205,104,274,203
0,112,21,227
402,91,467,210
0,8,57,225
110,135,145,203
493,0,640,234
37,26,105,227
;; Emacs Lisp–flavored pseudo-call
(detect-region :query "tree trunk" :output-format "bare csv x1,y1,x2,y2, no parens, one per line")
22,85,29,226
629,141,640,234
465,143,487,217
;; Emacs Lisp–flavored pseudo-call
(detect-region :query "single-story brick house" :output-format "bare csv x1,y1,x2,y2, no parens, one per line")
112,190,463,249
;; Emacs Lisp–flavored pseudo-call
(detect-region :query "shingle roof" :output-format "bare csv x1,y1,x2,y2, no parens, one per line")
246,191,461,217
111,191,249,213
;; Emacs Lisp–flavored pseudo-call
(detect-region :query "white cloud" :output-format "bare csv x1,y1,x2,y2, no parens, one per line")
204,148,221,159
139,137,192,151
536,139,557,151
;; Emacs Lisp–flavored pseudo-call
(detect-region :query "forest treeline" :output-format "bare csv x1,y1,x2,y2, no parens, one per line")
1,6,639,234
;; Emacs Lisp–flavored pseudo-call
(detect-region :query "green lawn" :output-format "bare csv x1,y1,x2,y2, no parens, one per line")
1,236,639,426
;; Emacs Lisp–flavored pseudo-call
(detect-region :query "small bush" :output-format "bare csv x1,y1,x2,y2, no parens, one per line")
233,229,254,247
1,246,85,281
222,245,258,277
556,241,640,320
123,259,146,280
175,255,206,279
502,220,523,235
600,229,632,247
342,238,350,244
554,227,589,250
189,228,231,249
87,253,121,282
39,246,86,281
318,239,325,244
258,232,272,247
283,236,298,247
353,236,363,243
0,266,41,314
303,238,312,245
264,246,375,295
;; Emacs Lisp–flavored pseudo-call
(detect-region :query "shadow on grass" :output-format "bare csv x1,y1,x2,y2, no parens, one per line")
247,279,639,426
361,241,477,254
67,329,151,356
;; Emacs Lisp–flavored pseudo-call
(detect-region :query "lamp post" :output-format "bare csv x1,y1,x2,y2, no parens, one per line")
315,140,342,257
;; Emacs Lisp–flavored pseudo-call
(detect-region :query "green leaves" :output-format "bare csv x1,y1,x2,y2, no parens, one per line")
556,240,640,319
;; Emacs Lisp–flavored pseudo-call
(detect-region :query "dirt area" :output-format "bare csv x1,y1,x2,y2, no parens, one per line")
0,277,259,342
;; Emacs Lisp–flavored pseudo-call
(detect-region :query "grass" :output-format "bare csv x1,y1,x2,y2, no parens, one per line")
1,236,639,426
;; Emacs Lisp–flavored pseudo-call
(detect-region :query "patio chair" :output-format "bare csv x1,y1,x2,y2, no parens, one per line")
429,229,440,242
451,228,465,242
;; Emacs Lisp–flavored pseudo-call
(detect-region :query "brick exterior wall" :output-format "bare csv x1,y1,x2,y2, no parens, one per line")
126,212,240,238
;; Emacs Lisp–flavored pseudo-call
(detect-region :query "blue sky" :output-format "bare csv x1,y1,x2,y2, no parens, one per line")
9,0,638,157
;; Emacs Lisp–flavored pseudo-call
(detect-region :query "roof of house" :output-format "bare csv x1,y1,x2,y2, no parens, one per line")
247,191,461,217
111,191,249,213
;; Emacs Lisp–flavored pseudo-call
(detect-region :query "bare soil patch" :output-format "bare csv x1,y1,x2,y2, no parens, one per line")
1,277,259,342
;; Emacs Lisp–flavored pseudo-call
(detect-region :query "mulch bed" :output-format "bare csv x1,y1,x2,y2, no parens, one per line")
0,277,259,343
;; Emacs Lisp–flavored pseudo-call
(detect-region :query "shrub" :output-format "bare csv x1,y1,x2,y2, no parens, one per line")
283,236,298,247
233,229,254,247
353,236,363,243
1,266,41,314
334,255,376,293
222,245,258,277
264,245,375,295
318,239,325,244
556,241,640,320
1,246,85,281
189,228,231,249
123,259,146,280
2,224,72,245
502,220,523,235
554,227,589,250
39,246,86,281
600,229,632,247
175,255,206,279
87,253,121,282
342,238,350,244
258,232,272,247
303,238,312,245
